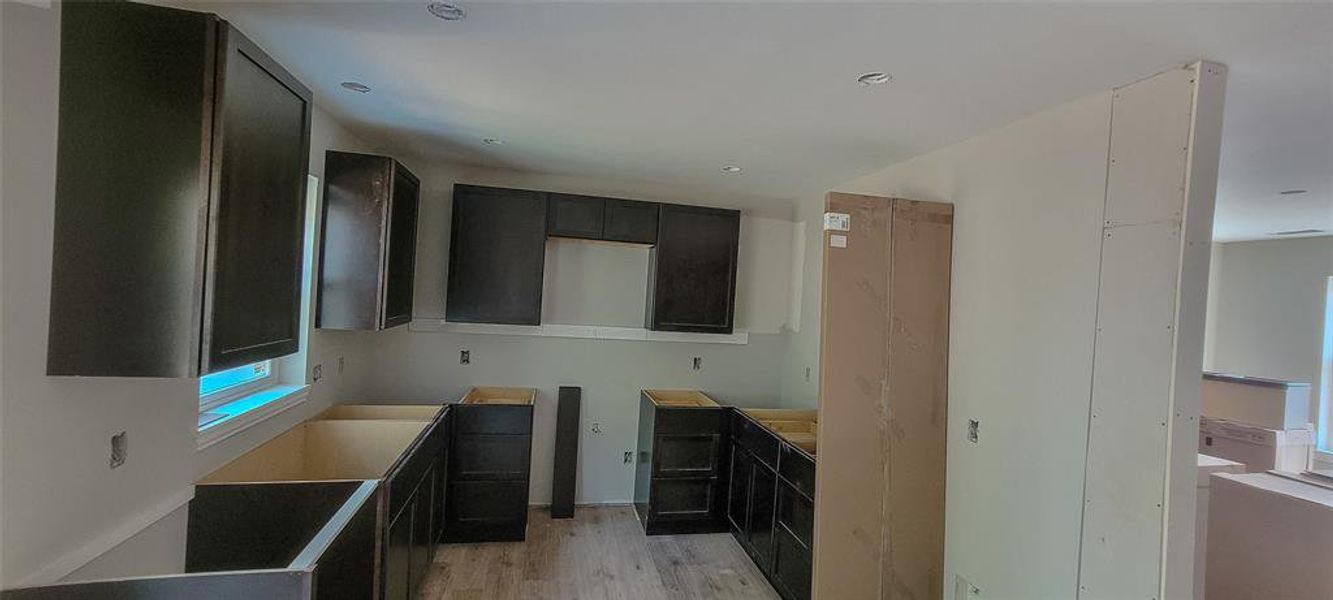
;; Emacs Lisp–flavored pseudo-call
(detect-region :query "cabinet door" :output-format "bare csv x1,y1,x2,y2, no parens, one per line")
409,477,433,597
773,526,813,600
202,24,312,372
727,444,751,532
603,198,658,244
646,204,740,333
446,185,547,325
746,464,777,571
382,164,420,328
383,510,411,600
547,193,605,240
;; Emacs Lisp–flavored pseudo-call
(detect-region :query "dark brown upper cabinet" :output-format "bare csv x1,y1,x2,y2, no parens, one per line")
46,2,312,377
317,151,420,331
547,194,659,245
546,193,605,240
603,198,659,244
646,205,741,334
446,185,548,325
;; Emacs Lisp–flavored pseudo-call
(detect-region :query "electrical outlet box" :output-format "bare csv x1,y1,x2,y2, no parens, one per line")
460,349,470,365
623,451,633,464
691,356,702,370
312,364,323,382
110,431,127,469
967,419,980,444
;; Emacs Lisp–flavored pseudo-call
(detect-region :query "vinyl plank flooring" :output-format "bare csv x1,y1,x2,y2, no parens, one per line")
422,506,777,600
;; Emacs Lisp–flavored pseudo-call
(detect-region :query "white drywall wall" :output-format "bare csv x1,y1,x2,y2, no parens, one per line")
344,161,798,505
1204,236,1333,427
838,91,1114,600
0,3,380,583
826,63,1222,599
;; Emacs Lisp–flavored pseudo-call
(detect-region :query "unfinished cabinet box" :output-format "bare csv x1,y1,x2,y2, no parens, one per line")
646,204,741,333
447,185,549,325
1201,372,1312,430
47,1,312,377
3,481,379,600
202,407,450,600
634,390,729,535
318,151,421,331
446,388,536,542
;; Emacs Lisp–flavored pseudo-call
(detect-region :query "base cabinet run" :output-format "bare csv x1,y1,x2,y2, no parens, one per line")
729,412,815,600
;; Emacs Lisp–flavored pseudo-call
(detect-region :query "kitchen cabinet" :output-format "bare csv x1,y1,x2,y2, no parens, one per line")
546,193,660,244
318,151,420,331
646,204,740,334
727,410,816,600
547,193,606,240
446,185,548,325
47,1,312,377
603,198,659,244
5,479,379,600
634,390,729,535
445,388,536,542
205,404,450,600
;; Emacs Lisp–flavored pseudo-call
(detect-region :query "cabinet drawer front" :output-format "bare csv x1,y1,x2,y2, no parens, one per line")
547,193,605,239
736,417,780,470
653,434,720,477
654,407,725,435
602,198,658,244
452,434,531,481
453,405,532,435
777,483,814,549
778,443,815,498
773,526,813,600
649,478,716,519
448,480,528,523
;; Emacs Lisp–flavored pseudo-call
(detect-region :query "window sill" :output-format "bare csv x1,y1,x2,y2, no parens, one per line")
196,384,309,450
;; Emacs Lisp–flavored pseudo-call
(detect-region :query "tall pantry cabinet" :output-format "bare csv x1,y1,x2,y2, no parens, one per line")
813,192,953,600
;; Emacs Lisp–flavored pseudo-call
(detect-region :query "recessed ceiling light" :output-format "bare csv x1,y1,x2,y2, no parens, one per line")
857,71,892,86
1270,228,1325,236
721,165,743,174
482,138,504,145
427,2,466,20
1278,189,1308,195
339,81,371,93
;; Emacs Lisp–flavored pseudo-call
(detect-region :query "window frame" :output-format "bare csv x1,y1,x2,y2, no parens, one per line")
199,359,278,414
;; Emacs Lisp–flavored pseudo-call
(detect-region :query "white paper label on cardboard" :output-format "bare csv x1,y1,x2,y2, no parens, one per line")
823,212,850,232
829,234,847,248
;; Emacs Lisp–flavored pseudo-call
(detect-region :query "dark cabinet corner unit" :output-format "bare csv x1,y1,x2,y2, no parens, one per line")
445,387,536,543
446,185,548,325
633,390,729,535
317,151,421,331
47,1,312,377
646,204,741,334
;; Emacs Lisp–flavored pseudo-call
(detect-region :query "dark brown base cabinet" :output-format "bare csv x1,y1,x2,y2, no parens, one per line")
2,481,379,600
728,412,815,600
445,388,536,543
634,390,730,535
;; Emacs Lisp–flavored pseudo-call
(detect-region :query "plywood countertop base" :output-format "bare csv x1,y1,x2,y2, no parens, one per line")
462,386,538,406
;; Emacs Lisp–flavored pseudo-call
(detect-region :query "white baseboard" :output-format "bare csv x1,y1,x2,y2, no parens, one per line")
17,486,194,587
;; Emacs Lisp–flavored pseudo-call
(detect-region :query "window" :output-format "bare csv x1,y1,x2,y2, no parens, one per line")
196,174,320,439
1317,277,1333,454
200,360,272,398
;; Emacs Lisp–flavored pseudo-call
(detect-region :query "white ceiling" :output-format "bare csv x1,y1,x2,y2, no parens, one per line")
185,1,1332,241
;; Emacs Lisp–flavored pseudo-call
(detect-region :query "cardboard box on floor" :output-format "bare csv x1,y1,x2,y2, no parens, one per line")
1201,373,1311,431
1198,416,1313,473
1206,473,1333,600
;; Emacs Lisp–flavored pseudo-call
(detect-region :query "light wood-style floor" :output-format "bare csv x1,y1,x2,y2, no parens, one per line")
420,506,780,600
